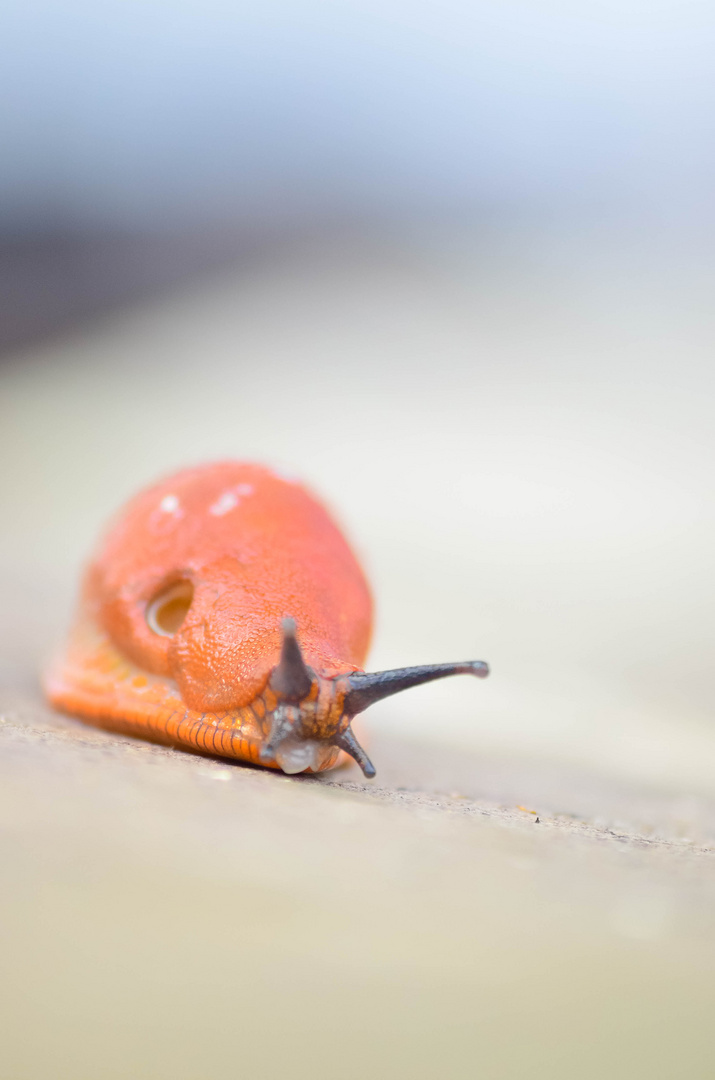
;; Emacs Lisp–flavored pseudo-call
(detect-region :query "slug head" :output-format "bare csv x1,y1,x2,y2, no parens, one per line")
259,619,489,778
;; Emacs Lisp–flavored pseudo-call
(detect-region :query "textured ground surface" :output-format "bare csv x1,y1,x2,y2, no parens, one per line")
2,681,715,1080
2,234,715,1078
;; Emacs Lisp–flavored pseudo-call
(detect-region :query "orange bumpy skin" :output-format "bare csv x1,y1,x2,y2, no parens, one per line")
45,463,373,772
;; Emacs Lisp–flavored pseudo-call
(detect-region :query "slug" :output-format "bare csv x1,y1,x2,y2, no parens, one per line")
44,462,489,777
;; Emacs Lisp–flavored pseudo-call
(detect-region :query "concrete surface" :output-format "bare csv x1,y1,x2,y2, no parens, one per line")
1,685,714,1080
2,231,715,1078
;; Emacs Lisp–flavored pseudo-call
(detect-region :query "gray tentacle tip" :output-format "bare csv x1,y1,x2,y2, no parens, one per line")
333,725,376,779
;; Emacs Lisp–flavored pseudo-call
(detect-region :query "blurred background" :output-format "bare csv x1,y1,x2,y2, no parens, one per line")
2,3,715,1078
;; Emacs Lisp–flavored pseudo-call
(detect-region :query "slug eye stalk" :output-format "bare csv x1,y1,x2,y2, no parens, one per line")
343,660,490,718
268,618,314,701
338,660,489,777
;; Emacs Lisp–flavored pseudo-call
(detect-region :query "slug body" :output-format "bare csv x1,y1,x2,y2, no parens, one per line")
45,462,489,776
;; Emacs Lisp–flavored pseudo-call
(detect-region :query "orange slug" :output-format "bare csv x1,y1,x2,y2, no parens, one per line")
44,462,489,776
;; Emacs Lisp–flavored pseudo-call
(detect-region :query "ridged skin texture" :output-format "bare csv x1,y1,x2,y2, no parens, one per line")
45,463,373,770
